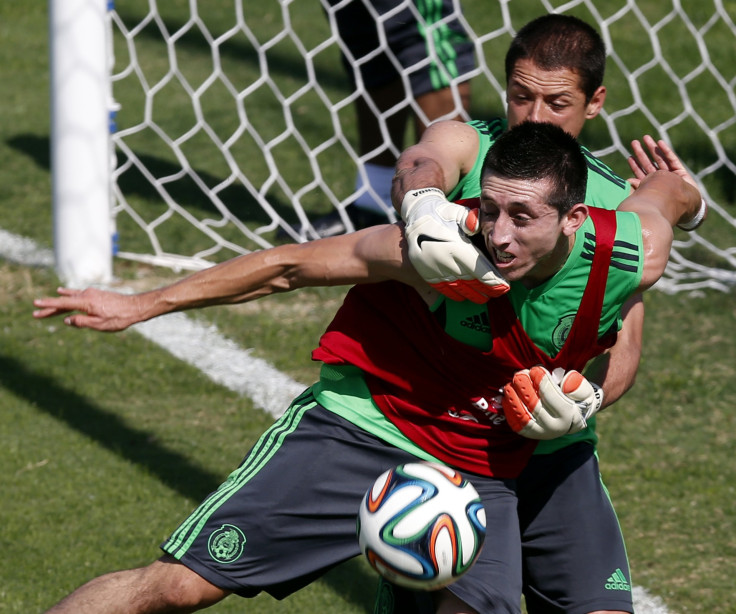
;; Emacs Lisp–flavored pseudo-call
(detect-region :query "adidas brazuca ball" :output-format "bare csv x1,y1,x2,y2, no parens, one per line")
357,462,486,591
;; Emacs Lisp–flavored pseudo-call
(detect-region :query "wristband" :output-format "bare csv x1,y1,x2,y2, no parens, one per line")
676,198,707,231
400,187,447,220
586,382,604,420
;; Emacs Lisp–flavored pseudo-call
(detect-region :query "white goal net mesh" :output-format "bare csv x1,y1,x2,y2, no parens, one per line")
107,0,736,293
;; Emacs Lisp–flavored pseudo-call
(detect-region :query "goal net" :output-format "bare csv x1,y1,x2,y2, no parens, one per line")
102,0,735,293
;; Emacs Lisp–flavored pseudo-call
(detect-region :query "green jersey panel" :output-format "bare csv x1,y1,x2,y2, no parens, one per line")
435,211,643,355
447,118,633,454
319,119,639,458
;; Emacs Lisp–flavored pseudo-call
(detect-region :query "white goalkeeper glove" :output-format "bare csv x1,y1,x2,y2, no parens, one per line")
502,366,604,440
401,188,510,303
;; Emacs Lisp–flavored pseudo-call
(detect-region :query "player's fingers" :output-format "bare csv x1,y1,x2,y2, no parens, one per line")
655,139,699,189
466,279,506,301
462,285,491,304
560,370,585,394
32,306,68,319
63,314,116,331
627,155,646,181
56,287,84,297
658,139,687,172
431,280,493,304
629,140,656,176
654,139,678,164
647,137,665,167
63,314,93,328
630,139,658,174
502,381,534,432
431,281,467,302
33,296,84,316
528,365,553,389
509,370,539,406
452,280,488,303
462,208,480,235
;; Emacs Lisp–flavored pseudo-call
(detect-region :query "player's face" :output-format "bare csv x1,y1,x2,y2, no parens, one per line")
505,59,604,137
478,173,577,287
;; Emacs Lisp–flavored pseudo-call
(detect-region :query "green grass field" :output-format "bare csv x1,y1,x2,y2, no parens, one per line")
2,1,736,612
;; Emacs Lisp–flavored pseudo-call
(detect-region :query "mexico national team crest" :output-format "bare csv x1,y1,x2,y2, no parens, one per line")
208,524,246,564
551,313,576,351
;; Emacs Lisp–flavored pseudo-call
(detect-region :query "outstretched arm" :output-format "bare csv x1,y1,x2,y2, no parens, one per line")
33,224,425,331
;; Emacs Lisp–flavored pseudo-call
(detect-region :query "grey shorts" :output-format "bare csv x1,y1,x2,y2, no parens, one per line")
161,390,520,607
517,442,634,614
374,442,634,614
325,0,475,94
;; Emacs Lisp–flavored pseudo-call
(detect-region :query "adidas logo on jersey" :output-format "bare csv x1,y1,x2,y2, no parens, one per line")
461,313,490,334
604,568,631,591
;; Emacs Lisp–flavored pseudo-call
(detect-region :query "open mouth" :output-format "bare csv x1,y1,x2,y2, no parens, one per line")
493,248,515,265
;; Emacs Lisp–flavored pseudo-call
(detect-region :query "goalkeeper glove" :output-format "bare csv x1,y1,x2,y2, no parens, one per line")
400,188,510,303
502,366,604,440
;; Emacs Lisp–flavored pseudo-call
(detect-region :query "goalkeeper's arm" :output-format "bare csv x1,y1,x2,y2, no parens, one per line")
390,121,480,212
391,122,509,303
582,294,644,409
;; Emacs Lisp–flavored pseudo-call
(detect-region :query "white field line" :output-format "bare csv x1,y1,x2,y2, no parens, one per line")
2,229,672,614
132,312,307,417
0,228,55,268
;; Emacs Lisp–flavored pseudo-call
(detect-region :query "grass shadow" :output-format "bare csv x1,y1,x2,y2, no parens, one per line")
0,351,378,611
0,353,221,501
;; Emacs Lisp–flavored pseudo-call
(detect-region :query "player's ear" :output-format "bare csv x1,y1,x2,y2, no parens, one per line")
561,203,588,236
585,86,606,119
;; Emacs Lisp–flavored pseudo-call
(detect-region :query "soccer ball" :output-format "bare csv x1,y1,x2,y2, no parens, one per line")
357,462,486,591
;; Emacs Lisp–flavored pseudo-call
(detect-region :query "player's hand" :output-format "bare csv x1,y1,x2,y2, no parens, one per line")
33,287,140,332
627,135,707,230
502,366,604,440
400,188,510,303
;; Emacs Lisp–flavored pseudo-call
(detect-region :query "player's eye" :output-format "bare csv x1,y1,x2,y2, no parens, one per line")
547,99,569,111
480,208,499,223
509,91,529,103
507,207,534,225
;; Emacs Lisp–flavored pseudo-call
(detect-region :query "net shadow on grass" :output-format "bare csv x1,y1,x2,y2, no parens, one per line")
1,352,378,612
0,353,221,501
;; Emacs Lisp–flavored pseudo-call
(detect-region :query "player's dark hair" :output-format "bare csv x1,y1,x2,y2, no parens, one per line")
505,14,606,102
481,122,588,215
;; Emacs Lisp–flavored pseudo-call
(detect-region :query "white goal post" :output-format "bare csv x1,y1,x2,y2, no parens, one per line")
50,0,736,292
49,0,115,285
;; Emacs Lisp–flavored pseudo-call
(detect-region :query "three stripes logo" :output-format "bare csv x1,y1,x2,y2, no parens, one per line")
605,568,631,591
461,313,490,334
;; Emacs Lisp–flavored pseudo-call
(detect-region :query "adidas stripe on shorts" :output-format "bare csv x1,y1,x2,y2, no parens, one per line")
517,442,634,614
161,390,520,609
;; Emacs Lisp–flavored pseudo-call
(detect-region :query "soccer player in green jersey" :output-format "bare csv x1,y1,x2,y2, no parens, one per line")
387,14,704,614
